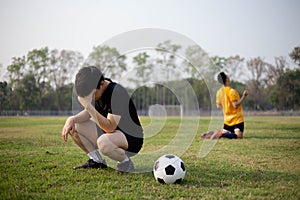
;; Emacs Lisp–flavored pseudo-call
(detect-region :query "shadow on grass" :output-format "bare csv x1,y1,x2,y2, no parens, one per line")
245,135,300,140
184,165,298,188
130,161,299,188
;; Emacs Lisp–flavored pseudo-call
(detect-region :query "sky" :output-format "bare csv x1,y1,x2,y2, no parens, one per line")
0,0,299,80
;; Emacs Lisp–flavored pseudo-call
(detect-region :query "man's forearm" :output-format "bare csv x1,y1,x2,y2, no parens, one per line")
85,104,115,133
233,95,245,108
73,110,91,123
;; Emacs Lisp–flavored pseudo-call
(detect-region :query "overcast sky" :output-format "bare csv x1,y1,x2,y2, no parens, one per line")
0,0,299,80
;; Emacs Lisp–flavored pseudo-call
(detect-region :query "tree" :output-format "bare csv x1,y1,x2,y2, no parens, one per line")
224,55,246,82
5,47,80,111
49,49,83,88
271,69,300,110
246,57,270,110
264,57,288,86
155,40,182,105
0,81,12,110
26,47,51,110
130,52,153,86
128,52,154,112
289,46,300,67
14,74,41,110
183,45,210,79
49,49,83,110
7,56,26,89
27,47,49,84
186,78,211,110
156,40,181,82
85,45,127,80
54,84,74,111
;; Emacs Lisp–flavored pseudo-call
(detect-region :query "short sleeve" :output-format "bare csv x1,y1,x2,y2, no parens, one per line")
216,89,222,105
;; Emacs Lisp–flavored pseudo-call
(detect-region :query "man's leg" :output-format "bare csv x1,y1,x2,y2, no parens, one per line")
234,123,244,139
97,130,134,173
234,129,243,139
97,130,128,162
210,130,222,139
70,120,98,153
219,125,238,139
70,120,107,169
221,131,238,139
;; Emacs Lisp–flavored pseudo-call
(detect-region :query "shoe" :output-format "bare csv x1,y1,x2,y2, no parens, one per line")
73,159,108,170
201,131,214,139
116,159,134,173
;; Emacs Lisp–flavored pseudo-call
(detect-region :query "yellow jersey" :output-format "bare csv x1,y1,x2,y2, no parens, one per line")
216,86,244,126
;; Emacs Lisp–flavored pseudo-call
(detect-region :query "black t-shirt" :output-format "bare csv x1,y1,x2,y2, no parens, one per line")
94,79,143,140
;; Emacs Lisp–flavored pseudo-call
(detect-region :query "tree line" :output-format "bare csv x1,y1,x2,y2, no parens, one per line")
0,42,299,115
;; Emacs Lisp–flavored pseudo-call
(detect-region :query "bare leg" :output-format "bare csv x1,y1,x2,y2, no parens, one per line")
210,129,222,139
70,120,99,153
235,129,243,139
97,130,128,162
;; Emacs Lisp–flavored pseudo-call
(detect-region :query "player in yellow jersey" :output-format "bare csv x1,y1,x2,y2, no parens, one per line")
212,72,248,139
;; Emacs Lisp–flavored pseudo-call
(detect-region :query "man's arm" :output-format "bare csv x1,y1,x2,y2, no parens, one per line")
72,109,91,123
85,104,121,133
232,90,248,109
216,103,222,109
216,89,223,109
61,110,91,142
77,91,121,133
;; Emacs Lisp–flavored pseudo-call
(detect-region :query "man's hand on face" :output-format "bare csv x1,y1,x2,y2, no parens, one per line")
78,90,95,108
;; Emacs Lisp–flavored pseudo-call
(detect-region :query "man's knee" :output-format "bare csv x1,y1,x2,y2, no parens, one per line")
75,121,91,132
234,126,244,139
235,130,243,139
97,135,112,156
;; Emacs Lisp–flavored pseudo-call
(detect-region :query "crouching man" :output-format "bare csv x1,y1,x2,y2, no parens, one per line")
62,66,143,173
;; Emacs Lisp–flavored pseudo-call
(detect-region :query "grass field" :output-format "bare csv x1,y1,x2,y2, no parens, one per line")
0,116,299,199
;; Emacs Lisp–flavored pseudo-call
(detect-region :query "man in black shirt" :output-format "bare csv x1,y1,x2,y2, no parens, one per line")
62,66,143,173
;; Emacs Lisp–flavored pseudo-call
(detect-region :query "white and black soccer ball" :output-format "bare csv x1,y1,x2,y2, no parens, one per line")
153,154,186,184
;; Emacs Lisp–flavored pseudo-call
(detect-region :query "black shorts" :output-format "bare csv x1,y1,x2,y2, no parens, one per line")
97,127,143,157
223,122,244,133
124,133,144,157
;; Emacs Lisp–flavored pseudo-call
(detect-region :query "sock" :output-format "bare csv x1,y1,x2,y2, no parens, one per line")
87,150,103,163
221,132,237,139
118,156,129,164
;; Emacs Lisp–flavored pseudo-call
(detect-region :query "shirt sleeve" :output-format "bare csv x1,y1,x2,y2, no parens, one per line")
216,89,222,105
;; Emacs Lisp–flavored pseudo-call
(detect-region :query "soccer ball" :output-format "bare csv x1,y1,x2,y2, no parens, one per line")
153,154,186,184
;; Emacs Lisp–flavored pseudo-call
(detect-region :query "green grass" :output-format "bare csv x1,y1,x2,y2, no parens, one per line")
0,116,299,199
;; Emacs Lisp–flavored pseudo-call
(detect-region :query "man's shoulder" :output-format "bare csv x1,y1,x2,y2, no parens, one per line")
108,82,131,102
217,87,224,93
228,87,238,94
112,82,128,94
228,87,239,100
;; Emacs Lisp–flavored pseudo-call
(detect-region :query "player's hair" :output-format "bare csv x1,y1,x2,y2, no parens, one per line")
217,72,227,85
75,66,104,97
